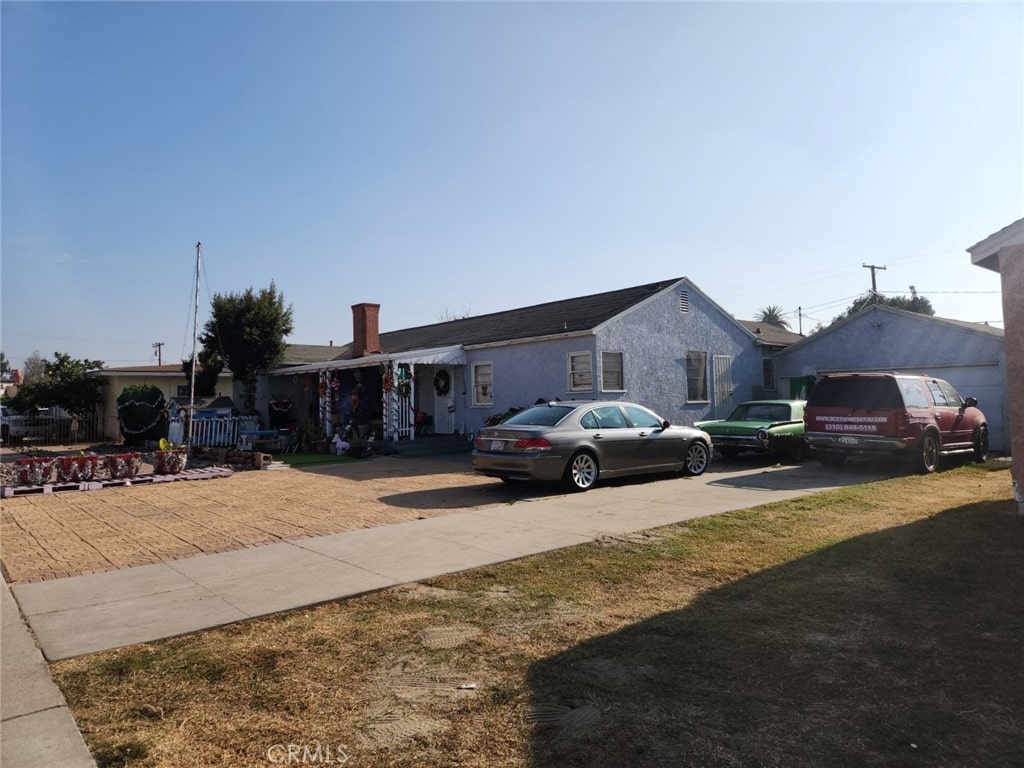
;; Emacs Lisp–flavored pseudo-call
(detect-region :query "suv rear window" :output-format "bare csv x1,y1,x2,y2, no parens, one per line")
807,377,903,409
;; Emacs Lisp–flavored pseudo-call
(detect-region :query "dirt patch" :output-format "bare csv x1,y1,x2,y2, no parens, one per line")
1,455,500,582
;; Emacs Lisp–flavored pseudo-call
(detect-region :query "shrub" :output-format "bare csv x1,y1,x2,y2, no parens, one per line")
116,385,168,445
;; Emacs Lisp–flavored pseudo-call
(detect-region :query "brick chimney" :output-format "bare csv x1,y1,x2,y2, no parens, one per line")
351,303,381,357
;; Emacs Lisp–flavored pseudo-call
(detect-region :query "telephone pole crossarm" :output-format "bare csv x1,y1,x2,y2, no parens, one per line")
862,263,887,294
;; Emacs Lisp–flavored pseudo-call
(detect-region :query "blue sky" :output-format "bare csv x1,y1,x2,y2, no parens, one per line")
2,1,1021,370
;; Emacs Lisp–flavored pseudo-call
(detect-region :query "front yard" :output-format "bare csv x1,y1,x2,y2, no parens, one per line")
52,463,1020,767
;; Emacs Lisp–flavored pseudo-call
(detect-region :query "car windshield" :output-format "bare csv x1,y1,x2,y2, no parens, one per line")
727,403,791,422
502,404,575,427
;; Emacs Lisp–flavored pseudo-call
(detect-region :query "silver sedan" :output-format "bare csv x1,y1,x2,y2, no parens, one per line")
472,401,712,491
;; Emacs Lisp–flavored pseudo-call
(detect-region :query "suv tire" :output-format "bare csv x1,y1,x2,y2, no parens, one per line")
916,431,940,474
973,426,990,463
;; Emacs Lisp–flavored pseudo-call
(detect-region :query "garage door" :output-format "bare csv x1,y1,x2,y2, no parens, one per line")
894,365,1006,452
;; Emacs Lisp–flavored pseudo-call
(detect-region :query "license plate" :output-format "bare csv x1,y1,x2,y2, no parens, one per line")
490,440,505,451
838,436,859,446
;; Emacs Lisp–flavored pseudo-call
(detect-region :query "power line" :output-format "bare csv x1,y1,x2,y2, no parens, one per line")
877,290,1000,295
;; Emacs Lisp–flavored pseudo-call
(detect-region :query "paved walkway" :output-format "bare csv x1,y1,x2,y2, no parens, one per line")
1,457,891,767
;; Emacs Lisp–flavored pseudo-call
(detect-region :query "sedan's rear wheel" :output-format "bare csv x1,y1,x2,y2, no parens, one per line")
564,451,599,492
682,441,710,476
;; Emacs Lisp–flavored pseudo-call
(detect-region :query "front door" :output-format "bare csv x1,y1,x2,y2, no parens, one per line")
432,367,455,434
712,355,734,420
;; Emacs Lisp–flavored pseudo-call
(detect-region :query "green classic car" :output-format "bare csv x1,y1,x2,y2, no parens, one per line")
696,400,808,461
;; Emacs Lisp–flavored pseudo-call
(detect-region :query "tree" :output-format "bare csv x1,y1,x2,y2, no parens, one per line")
831,289,935,325
22,351,48,384
199,282,293,412
44,353,105,416
116,384,168,444
756,305,791,329
437,304,473,322
2,352,103,416
181,347,225,398
0,352,9,376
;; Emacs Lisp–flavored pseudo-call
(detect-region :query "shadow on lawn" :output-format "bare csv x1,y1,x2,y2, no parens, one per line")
527,498,1024,768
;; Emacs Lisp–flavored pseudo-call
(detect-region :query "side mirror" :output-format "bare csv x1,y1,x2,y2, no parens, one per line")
662,420,671,429
964,396,978,408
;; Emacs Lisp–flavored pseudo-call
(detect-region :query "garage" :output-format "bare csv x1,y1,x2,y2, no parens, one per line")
777,305,1008,452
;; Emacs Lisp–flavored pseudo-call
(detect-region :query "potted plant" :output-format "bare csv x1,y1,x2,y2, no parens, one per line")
15,458,55,485
104,452,142,479
57,454,99,483
153,438,188,475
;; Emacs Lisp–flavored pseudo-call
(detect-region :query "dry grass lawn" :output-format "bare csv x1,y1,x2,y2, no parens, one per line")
52,463,1022,767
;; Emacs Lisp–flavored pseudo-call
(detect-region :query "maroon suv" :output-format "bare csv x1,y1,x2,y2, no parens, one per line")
803,372,989,473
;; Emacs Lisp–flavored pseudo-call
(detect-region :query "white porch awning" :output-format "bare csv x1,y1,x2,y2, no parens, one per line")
268,345,466,376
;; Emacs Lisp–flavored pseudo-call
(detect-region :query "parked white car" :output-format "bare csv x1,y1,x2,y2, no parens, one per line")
1,405,27,442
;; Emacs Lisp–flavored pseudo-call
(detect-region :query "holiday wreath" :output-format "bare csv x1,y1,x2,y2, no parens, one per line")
433,369,451,397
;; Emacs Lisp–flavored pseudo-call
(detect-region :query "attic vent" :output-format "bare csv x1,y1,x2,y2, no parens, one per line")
679,290,690,314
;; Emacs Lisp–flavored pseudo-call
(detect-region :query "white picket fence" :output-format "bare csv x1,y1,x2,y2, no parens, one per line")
168,416,260,448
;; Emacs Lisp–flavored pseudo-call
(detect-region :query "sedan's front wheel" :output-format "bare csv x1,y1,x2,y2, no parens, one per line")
564,451,599,492
682,441,710,476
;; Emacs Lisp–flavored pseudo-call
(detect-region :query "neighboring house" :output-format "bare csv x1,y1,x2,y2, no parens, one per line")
88,364,234,440
736,321,805,399
775,304,1008,452
968,216,1023,512
266,278,800,443
0,369,20,399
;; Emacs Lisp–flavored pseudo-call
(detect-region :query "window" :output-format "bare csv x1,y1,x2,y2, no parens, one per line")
568,352,593,392
761,358,776,391
472,362,493,406
938,380,963,407
623,404,663,429
686,352,708,402
926,381,949,407
592,405,628,429
176,385,190,397
601,352,624,391
898,378,931,408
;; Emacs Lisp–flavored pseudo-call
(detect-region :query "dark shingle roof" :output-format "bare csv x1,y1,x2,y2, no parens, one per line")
281,344,349,366
737,321,804,347
284,278,682,366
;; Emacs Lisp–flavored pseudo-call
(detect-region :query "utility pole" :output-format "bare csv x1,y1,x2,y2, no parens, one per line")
797,306,803,336
152,342,164,366
862,263,887,294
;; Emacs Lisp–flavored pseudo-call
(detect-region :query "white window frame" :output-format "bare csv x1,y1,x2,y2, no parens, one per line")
686,351,708,403
472,362,493,407
568,351,593,393
762,358,776,391
601,351,624,392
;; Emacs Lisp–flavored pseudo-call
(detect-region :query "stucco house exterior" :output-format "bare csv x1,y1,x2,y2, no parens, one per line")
89,364,235,440
775,304,1008,452
265,278,800,445
968,216,1023,512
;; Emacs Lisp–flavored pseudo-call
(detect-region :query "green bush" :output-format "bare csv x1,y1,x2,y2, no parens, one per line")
116,384,168,445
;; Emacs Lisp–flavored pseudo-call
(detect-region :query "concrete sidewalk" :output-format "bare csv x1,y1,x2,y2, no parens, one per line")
1,459,888,766
1,582,95,768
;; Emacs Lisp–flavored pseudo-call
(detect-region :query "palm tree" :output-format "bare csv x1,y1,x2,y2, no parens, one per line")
756,305,791,329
